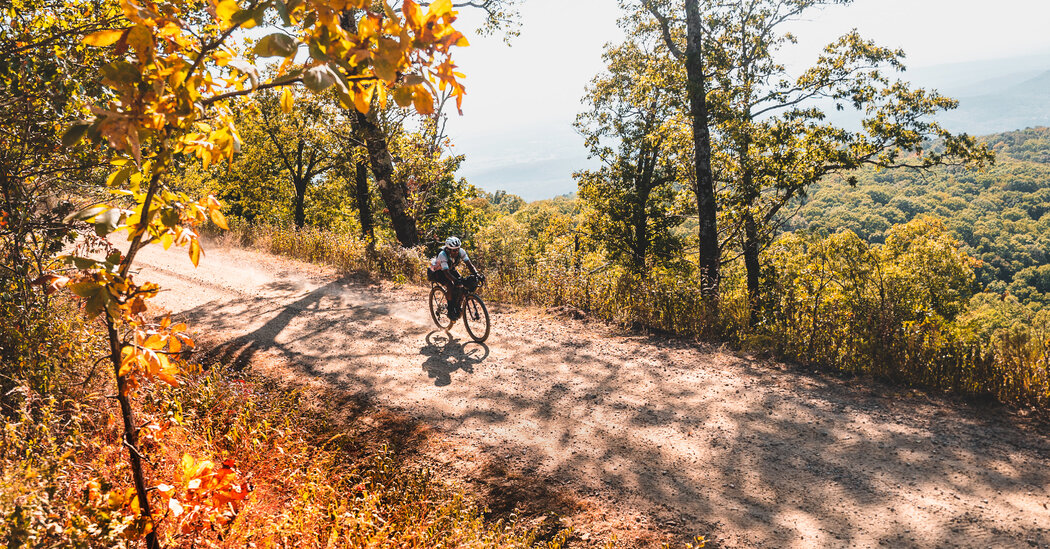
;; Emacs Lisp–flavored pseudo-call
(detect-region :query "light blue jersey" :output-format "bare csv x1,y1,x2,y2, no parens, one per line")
429,248,469,272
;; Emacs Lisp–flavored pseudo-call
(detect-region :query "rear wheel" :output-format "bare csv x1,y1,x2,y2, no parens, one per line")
429,286,453,331
462,294,490,343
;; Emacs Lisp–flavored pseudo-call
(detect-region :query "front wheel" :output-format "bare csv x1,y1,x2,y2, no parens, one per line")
429,285,453,331
462,294,490,343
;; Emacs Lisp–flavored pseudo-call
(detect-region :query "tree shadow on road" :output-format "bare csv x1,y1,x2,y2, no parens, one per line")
172,271,1050,548
420,331,490,387
192,278,391,378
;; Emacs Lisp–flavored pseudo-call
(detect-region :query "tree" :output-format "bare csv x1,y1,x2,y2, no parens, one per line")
333,1,521,248
639,0,722,299
45,0,470,545
1,0,114,329
252,88,346,228
575,30,690,271
350,104,421,245
705,0,992,323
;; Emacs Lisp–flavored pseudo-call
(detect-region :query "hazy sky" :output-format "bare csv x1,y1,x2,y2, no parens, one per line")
442,0,1050,200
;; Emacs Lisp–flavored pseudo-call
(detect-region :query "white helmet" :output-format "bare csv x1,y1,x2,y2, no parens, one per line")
445,236,461,249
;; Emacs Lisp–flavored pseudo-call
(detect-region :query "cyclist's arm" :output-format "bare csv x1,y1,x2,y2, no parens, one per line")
464,259,479,276
442,266,461,286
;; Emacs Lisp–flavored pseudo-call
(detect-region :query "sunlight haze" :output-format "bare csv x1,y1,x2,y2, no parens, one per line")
444,0,1050,200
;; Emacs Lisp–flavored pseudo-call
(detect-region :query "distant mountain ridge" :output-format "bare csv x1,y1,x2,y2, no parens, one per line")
938,70,1050,135
454,54,1050,201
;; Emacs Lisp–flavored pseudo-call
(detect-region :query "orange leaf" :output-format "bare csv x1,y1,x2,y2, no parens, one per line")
412,85,434,114
402,0,423,29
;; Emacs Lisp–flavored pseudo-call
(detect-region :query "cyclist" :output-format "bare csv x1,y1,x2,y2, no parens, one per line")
427,236,481,321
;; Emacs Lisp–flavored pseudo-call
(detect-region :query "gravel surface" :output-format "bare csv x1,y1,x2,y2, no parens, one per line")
134,242,1050,548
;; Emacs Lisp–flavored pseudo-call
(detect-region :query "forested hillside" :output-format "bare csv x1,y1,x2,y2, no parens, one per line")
793,127,1050,306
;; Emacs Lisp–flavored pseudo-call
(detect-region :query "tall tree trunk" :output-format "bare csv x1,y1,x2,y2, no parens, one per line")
632,144,657,272
685,0,720,301
743,208,761,324
293,178,307,228
355,160,374,241
739,134,762,326
351,109,418,247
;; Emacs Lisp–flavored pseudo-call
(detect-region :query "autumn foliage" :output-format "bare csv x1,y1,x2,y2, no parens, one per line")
3,0,483,545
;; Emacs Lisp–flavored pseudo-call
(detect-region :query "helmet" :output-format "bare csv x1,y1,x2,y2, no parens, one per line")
444,236,461,249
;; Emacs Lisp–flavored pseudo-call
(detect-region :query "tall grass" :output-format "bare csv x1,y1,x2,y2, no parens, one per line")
223,221,1049,411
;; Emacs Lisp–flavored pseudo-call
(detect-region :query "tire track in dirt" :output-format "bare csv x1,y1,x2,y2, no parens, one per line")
132,243,1050,548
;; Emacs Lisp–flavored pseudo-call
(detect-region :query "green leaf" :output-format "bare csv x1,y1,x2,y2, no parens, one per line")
101,61,140,84
253,33,298,58
107,164,134,188
160,208,179,228
68,281,101,299
275,0,291,26
230,8,257,26
303,65,337,92
65,256,98,270
62,123,91,148
94,208,122,236
372,57,397,83
307,38,326,63
84,288,109,318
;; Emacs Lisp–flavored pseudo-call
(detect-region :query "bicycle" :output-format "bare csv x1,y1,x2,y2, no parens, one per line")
429,274,490,343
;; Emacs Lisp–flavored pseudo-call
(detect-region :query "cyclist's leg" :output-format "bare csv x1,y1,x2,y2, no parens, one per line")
448,285,461,319
446,268,462,319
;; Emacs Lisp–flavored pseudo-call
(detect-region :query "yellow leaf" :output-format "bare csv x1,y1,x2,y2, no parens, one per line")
358,15,379,40
280,86,293,114
84,29,126,47
214,0,239,25
181,454,195,477
352,83,372,113
426,0,452,17
188,239,201,267
143,334,165,350
210,208,229,230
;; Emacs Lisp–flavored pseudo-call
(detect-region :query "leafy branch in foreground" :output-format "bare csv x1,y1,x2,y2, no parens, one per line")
31,0,470,545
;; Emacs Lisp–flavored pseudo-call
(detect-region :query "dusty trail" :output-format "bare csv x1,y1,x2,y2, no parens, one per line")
134,243,1050,548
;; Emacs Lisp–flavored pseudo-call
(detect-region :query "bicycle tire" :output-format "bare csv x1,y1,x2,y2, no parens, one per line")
462,294,490,343
429,285,453,331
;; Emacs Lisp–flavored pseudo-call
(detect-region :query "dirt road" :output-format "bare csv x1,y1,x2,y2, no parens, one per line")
133,242,1050,548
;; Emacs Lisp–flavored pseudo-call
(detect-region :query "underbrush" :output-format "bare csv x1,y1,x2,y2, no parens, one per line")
0,296,567,548
222,221,1048,411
